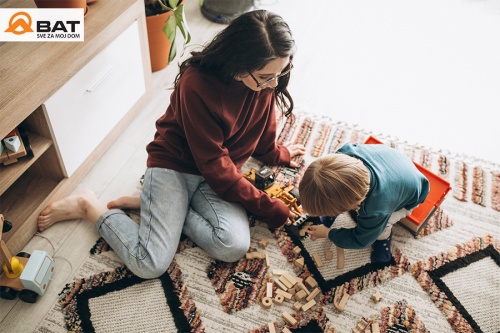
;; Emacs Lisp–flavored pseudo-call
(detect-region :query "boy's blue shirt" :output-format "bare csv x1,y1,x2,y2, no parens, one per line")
328,143,430,249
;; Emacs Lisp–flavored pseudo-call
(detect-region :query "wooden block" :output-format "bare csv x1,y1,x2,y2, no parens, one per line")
312,253,323,267
274,294,285,304
266,282,273,298
276,289,293,301
282,273,297,287
246,251,266,260
279,275,294,289
265,252,270,267
268,322,276,333
334,292,350,311
296,282,310,295
282,312,297,326
325,250,334,260
336,247,345,269
282,328,292,333
294,289,307,302
287,287,296,296
371,322,380,333
292,301,302,311
275,278,288,291
301,299,316,311
294,257,305,268
293,276,303,284
258,238,269,248
261,296,273,309
304,276,317,289
292,246,301,256
273,269,287,276
371,290,382,303
306,287,320,302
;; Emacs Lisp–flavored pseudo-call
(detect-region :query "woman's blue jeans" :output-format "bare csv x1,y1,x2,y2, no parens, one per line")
95,168,251,279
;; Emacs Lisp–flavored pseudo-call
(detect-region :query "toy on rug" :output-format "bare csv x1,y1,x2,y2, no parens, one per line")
0,214,55,303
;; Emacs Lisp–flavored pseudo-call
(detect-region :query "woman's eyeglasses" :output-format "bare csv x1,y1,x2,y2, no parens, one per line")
247,62,293,87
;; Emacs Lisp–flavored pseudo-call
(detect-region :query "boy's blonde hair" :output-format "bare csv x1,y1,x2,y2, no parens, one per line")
299,154,370,217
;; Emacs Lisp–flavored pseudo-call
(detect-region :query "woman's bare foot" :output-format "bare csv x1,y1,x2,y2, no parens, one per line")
37,189,107,231
107,196,140,210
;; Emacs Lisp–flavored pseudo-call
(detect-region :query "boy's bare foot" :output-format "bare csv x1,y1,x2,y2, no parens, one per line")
107,196,140,210
37,189,107,231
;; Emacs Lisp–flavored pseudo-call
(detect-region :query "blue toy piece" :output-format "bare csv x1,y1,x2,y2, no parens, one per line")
20,250,55,295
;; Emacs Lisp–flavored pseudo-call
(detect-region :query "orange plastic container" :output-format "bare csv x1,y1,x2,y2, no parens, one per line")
363,136,451,231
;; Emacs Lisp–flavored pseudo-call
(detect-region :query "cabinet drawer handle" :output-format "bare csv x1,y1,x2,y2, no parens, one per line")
86,66,115,92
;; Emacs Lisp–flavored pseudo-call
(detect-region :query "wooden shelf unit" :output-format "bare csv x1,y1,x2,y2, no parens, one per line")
0,0,152,255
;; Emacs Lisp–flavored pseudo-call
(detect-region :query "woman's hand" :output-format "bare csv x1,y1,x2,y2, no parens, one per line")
284,210,297,227
305,225,330,241
285,143,306,168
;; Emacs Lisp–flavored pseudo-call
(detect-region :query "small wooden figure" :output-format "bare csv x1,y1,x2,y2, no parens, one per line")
294,257,304,268
258,238,269,248
371,290,382,303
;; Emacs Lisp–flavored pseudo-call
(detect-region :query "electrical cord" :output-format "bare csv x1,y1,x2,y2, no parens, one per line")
34,232,74,284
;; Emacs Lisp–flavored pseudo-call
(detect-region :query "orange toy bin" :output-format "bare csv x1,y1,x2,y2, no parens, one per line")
363,136,452,235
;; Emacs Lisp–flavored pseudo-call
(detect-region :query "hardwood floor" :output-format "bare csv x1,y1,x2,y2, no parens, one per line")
1,0,498,331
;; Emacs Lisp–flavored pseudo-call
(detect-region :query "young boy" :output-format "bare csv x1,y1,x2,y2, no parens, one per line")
299,142,430,263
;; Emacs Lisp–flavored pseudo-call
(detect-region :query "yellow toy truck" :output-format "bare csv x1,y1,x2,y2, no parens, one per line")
243,166,309,226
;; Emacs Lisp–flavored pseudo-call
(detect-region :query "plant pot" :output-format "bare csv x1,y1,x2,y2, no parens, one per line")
34,0,88,15
146,11,173,72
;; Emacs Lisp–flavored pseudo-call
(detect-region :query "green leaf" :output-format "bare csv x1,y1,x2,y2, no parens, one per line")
168,0,179,9
174,4,191,44
164,14,177,62
157,0,172,11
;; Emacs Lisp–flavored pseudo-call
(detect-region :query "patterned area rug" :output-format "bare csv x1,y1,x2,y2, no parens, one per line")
36,111,500,333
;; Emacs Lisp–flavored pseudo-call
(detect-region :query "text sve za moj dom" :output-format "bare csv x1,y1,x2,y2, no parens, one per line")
36,20,81,38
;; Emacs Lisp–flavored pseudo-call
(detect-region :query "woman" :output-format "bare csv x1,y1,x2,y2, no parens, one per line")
38,10,305,279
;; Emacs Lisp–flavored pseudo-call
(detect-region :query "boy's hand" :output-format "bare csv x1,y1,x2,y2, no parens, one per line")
306,225,330,240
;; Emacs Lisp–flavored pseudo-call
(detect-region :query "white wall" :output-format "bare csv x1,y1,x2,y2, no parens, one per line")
264,0,500,165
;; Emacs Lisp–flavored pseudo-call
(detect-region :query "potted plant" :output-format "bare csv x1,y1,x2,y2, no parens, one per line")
145,0,191,72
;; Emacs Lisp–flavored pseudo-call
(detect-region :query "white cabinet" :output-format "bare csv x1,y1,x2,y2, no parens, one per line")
45,21,146,176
